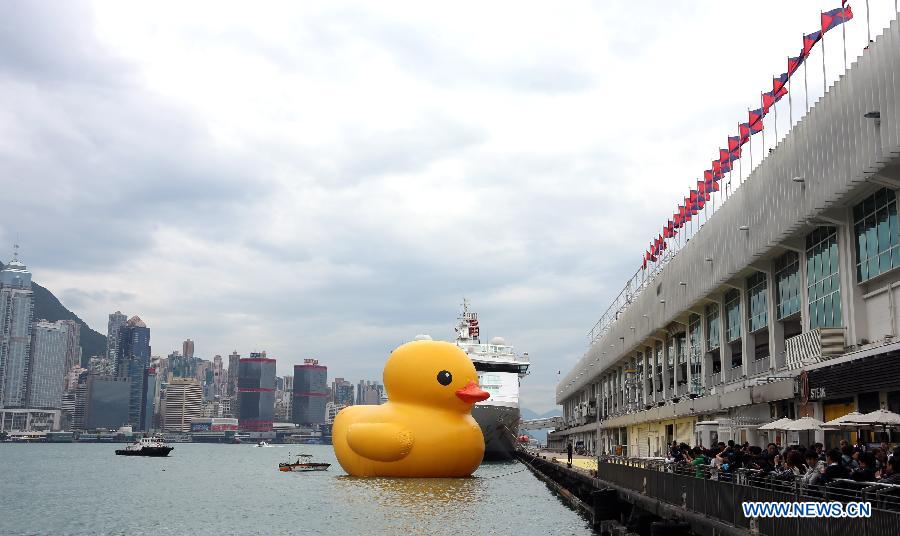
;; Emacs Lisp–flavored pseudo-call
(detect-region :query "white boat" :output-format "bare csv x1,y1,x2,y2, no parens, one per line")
278,453,330,472
452,300,530,460
257,441,270,448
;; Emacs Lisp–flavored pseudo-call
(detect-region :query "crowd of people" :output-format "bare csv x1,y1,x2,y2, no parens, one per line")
667,439,900,486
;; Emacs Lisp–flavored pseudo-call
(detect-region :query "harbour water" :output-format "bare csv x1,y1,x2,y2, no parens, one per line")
1,444,592,535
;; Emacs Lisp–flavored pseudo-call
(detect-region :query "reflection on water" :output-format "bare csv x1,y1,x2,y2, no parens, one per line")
335,471,487,534
0,446,592,535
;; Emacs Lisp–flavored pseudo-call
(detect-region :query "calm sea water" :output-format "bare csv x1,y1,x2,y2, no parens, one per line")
0,443,593,535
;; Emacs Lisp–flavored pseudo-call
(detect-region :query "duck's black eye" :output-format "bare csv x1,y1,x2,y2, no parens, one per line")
436,370,453,386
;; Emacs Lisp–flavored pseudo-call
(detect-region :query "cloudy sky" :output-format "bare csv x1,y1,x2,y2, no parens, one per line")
2,1,896,412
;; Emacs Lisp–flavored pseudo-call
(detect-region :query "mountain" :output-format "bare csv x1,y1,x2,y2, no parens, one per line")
1,262,107,364
521,407,562,421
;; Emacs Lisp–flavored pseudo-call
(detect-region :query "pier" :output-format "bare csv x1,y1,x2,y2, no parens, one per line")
518,451,900,535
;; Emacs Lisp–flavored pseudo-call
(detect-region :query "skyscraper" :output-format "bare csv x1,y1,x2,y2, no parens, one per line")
356,380,385,405
25,320,68,409
182,339,194,358
162,377,202,432
227,351,240,397
238,352,275,432
82,375,130,430
116,316,152,430
58,320,81,371
292,359,327,426
0,251,34,408
106,311,127,364
331,378,354,406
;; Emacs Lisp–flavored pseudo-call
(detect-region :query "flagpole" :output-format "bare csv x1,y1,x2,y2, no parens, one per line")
774,96,779,144
842,8,848,72
804,44,810,115
737,123,742,188
748,108,754,174
788,67,793,127
821,12,827,96
760,95,766,158
866,0,872,43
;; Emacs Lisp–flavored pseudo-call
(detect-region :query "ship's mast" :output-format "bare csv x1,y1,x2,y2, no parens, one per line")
455,298,480,343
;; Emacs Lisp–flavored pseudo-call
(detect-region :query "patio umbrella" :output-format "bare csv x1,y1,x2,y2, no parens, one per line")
782,417,824,431
758,417,794,430
848,409,900,427
822,411,863,428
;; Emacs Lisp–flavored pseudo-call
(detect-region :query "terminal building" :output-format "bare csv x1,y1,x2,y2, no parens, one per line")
554,21,900,457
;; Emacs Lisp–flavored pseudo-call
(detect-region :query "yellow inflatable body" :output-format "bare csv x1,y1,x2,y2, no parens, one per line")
333,340,490,477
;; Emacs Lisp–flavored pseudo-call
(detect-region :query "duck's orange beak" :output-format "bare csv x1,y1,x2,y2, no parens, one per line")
456,380,490,404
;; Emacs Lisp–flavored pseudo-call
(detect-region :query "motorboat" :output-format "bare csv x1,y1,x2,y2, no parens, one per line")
278,454,330,472
115,436,173,457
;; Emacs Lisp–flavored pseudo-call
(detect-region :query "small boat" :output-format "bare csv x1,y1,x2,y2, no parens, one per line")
115,436,174,457
279,454,330,472
257,441,270,448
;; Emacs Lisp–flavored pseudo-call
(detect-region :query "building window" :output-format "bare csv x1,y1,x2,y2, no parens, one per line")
747,272,768,333
724,289,741,342
806,227,842,329
854,188,900,282
688,314,702,393
706,304,720,350
774,251,801,319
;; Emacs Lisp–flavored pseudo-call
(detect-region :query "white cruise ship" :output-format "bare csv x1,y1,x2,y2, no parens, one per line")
452,300,530,460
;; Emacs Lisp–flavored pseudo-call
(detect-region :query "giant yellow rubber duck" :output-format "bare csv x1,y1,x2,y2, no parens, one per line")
332,340,490,477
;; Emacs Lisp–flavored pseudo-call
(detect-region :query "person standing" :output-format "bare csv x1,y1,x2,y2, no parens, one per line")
567,441,573,466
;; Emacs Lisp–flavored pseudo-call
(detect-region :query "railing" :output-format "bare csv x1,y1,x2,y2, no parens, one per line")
730,364,744,382
751,357,771,377
597,457,900,535
711,372,722,385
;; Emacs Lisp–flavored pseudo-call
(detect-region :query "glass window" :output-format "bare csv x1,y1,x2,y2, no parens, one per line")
706,304,720,350
747,271,768,332
688,314,702,394
806,227,842,329
854,188,899,282
774,251,800,319
724,289,741,342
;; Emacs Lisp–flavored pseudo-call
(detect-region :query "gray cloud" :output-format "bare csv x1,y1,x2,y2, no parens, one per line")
3,1,892,413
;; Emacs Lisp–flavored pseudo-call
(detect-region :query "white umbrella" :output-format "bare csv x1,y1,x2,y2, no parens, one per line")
848,409,900,427
823,411,863,428
782,417,824,431
758,417,794,431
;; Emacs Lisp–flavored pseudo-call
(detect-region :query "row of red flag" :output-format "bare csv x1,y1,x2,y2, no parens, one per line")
643,3,854,269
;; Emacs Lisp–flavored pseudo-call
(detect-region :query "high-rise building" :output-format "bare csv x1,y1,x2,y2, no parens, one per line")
182,339,194,358
82,375,130,430
227,351,240,397
357,380,385,405
115,316,150,376
292,359,327,426
106,311,127,364
238,352,276,432
25,320,69,409
331,377,354,406
56,320,81,371
0,251,34,409
116,316,152,431
162,377,203,432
